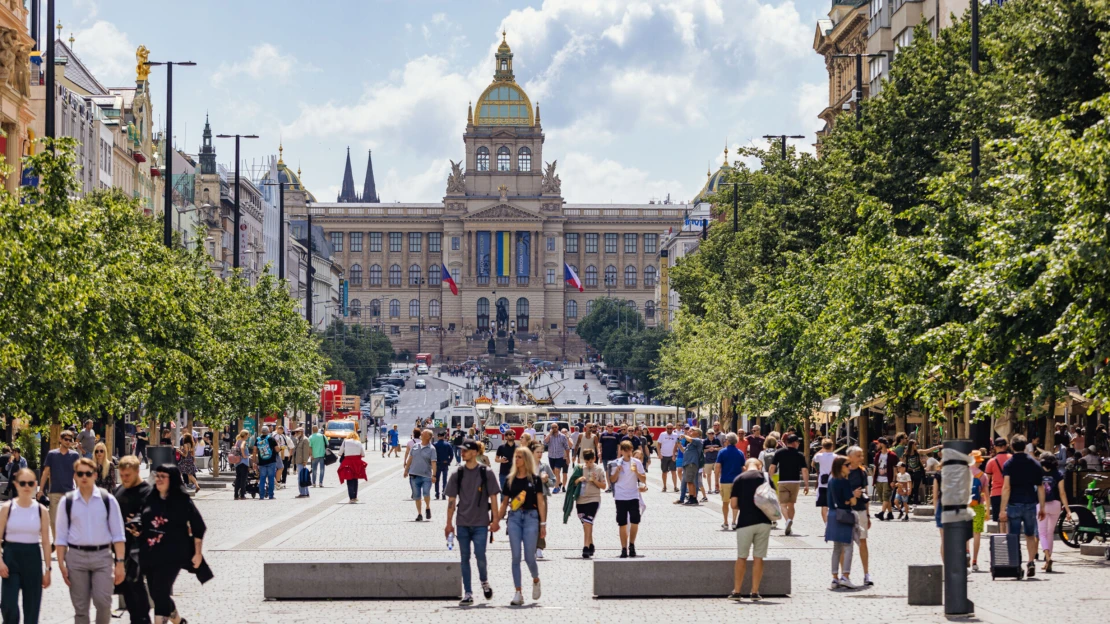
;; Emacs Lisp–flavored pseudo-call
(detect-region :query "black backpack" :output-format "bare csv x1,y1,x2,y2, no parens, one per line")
65,488,112,524
450,465,492,520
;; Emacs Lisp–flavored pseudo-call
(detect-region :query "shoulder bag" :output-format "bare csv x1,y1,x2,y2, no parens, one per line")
753,473,783,521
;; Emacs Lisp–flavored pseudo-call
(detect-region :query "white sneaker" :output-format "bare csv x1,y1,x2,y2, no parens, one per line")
838,576,860,589
536,548,544,559
510,590,524,606
864,573,873,586
785,520,793,536
830,580,841,590
532,579,542,600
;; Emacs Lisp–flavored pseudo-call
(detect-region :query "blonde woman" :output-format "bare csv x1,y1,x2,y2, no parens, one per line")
497,447,546,606
337,431,367,503
232,430,252,500
0,468,51,623
92,442,117,491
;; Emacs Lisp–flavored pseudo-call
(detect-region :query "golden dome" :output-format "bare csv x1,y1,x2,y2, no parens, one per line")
498,29,511,53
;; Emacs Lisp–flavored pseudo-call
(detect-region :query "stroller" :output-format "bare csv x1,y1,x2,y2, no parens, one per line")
244,468,260,499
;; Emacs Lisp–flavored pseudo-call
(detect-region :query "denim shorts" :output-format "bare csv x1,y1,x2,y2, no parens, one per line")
1007,502,1038,537
410,475,432,499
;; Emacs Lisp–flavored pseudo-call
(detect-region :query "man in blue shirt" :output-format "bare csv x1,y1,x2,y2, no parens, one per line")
433,431,454,500
715,433,747,529
1000,434,1045,577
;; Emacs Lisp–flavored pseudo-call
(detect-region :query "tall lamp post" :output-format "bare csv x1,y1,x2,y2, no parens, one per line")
831,53,887,129
45,1,54,143
144,60,196,247
215,133,259,268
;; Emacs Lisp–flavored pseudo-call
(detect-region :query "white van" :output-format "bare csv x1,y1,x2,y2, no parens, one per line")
417,364,429,375
533,420,570,444
391,367,411,380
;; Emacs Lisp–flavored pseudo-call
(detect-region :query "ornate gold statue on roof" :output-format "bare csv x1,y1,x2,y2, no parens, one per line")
136,45,150,82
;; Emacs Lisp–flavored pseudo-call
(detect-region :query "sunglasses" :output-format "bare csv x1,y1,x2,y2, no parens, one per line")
75,471,95,478
94,450,105,454
15,481,34,488
61,437,74,442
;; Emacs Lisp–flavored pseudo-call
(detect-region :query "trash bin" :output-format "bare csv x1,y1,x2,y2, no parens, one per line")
146,445,176,475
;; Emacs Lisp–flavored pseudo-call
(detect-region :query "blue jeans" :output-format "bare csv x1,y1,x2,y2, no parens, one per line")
453,446,461,463
435,462,450,497
1007,502,1038,537
456,525,489,594
410,475,432,499
311,457,325,486
506,509,540,588
258,462,277,499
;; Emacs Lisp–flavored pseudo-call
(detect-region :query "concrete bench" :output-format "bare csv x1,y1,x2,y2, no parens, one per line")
908,564,942,605
1080,543,1110,558
592,558,790,597
913,505,935,517
264,561,461,599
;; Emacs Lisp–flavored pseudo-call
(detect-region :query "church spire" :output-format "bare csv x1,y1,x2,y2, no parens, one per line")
337,147,358,202
199,113,216,175
361,150,379,203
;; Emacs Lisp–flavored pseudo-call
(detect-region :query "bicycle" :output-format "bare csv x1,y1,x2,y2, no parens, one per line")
1056,473,1110,559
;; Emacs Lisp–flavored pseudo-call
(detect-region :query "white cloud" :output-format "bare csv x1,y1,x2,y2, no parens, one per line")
381,159,454,204
71,20,134,86
602,3,655,47
560,152,693,204
795,81,828,136
212,44,310,86
608,69,706,127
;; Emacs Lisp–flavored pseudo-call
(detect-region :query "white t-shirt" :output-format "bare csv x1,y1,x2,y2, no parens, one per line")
341,439,364,456
657,432,680,457
813,451,837,489
524,428,536,438
610,457,644,501
896,472,911,484
877,453,890,482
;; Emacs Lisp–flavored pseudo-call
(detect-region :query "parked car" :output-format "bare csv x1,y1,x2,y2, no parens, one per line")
385,375,406,387
414,378,427,389
573,369,586,379
606,379,621,390
608,393,630,405
565,399,578,405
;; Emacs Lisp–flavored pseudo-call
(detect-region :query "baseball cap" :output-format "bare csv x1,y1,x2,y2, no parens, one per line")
784,433,799,444
993,437,1007,447
461,439,482,452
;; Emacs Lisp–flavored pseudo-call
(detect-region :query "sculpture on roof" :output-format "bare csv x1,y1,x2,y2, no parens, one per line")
135,45,150,82
446,159,466,194
541,160,561,195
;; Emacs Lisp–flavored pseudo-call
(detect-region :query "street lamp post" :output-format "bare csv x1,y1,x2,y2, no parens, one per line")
762,134,807,163
718,182,753,233
45,1,54,143
971,0,981,180
832,53,887,129
215,133,259,269
144,60,196,247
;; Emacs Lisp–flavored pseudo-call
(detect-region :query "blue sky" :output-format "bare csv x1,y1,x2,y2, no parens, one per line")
57,0,829,204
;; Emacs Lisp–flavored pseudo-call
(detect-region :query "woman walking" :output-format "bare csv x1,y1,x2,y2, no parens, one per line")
177,435,200,492
903,441,926,505
969,451,989,571
232,431,251,500
497,447,546,606
92,442,117,491
0,468,51,623
826,456,863,590
141,464,211,624
574,450,606,558
1038,453,1069,572
337,432,367,503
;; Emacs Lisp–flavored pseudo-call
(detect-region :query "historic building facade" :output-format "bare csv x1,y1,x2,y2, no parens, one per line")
310,35,686,358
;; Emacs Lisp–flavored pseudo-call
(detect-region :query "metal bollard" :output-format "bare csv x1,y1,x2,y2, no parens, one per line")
941,439,974,616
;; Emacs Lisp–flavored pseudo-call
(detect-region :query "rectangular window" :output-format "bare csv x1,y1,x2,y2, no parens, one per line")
644,234,658,254
429,233,442,253
566,233,579,253
451,268,460,283
451,236,461,251
604,233,618,254
584,233,598,254
546,236,555,252
546,268,556,284
409,232,422,253
391,326,400,335
411,326,420,333
369,232,382,252
624,233,638,254
349,232,363,252
329,232,343,252
389,232,402,253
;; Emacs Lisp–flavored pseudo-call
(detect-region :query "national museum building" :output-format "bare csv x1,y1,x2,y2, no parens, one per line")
308,35,687,360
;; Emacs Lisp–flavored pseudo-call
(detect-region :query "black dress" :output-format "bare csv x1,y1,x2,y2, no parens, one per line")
140,493,209,617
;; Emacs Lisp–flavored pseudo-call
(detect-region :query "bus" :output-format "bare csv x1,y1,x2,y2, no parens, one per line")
481,404,686,448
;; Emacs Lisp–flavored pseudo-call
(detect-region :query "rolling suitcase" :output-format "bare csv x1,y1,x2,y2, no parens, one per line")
989,533,1024,580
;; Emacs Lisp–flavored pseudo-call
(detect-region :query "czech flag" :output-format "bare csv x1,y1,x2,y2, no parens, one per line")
442,264,459,296
564,263,584,292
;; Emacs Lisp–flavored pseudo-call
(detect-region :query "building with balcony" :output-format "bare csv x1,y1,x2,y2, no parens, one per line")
814,0,870,139
0,1,35,197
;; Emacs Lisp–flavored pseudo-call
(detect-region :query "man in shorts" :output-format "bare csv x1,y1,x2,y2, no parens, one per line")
769,434,808,535
716,433,747,529
610,441,646,558
656,423,680,492
1000,434,1045,578
729,458,773,601
545,426,571,494
388,425,401,457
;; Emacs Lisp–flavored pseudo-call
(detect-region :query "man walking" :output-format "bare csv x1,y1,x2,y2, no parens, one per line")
715,433,747,529
769,434,808,535
545,426,572,494
680,428,705,505
445,439,501,605
745,426,765,457
38,430,81,544
114,456,151,624
292,428,313,498
704,422,724,494
434,431,454,500
610,441,646,558
729,458,773,601
308,425,327,487
495,430,519,497
56,457,126,624
656,423,680,493
405,429,437,521
599,425,621,491
254,426,280,500
77,420,98,459
999,434,1045,578
388,425,401,458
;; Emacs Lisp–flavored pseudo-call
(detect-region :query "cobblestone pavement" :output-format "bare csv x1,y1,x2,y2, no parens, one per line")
36,371,1110,622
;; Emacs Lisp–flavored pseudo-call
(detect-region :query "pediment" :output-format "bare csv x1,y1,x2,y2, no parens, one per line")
462,203,543,221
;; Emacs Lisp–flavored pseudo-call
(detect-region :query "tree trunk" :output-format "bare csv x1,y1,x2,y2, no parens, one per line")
963,399,971,439
802,414,812,465
1045,395,1056,452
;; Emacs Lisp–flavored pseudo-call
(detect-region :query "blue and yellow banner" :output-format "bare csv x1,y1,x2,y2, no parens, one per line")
496,231,512,276
476,231,491,276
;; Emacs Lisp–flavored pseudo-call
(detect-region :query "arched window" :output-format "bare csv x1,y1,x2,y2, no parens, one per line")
645,300,655,319
605,265,617,287
389,264,402,286
477,297,490,330
566,299,578,318
644,266,657,287
625,265,637,287
476,147,490,172
428,264,441,285
348,264,362,286
627,300,637,312
518,147,531,172
516,298,530,331
429,299,441,318
497,146,511,171
389,299,400,317
500,59,508,71
370,299,381,317
585,265,598,287
349,298,361,317
369,264,382,286
409,299,420,318
586,299,594,315
409,264,422,286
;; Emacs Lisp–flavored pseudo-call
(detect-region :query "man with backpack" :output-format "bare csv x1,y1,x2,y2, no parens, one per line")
254,426,280,500
55,457,126,624
444,439,501,605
